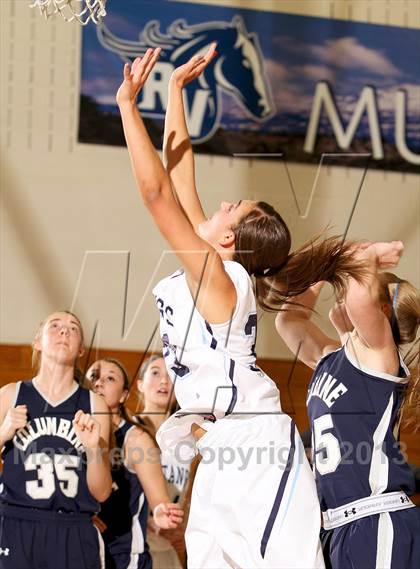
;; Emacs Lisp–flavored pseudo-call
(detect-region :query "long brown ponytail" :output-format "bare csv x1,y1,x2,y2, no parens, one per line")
377,274,420,431
233,202,366,311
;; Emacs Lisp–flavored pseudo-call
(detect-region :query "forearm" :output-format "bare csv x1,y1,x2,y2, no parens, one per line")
163,79,205,229
119,101,170,203
277,281,324,321
345,247,381,311
146,476,171,511
86,446,112,502
164,80,195,186
276,282,337,368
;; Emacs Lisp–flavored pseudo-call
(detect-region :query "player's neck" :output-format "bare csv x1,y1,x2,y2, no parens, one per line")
34,361,77,400
111,408,122,428
142,404,168,431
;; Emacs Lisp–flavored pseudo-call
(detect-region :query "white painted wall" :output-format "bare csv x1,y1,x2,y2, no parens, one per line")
0,0,418,357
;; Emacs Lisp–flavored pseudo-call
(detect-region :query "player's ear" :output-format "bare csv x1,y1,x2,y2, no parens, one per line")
78,344,85,358
219,229,235,249
382,303,392,320
137,379,144,393
119,390,128,404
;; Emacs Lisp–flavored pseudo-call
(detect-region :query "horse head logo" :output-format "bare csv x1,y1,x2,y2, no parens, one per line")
97,15,275,143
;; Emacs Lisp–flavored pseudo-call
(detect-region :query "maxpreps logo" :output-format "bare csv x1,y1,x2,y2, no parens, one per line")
97,16,275,143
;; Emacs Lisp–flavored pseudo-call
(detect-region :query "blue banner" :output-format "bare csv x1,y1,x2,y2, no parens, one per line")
79,0,420,172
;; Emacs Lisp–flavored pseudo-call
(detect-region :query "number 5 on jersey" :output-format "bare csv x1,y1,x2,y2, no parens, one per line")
313,414,342,475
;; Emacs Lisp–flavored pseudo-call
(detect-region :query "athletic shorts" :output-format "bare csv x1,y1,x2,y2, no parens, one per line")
321,506,420,569
0,504,104,569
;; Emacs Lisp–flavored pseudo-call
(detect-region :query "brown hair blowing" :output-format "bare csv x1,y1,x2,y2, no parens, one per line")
378,273,420,431
233,201,365,311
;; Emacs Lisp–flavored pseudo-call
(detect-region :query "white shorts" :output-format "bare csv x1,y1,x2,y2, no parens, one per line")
186,414,325,569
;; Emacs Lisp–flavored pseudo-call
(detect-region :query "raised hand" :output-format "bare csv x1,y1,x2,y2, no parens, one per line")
153,502,184,530
0,405,28,443
116,47,161,106
170,42,217,88
73,410,101,450
366,241,404,269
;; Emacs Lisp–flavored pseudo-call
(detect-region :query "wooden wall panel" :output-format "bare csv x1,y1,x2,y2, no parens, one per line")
1,344,418,470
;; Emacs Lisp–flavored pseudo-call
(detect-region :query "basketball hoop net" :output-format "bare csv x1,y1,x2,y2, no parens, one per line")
30,0,107,26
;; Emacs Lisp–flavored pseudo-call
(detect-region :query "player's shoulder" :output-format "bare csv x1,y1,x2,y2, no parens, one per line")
125,423,157,450
0,381,25,420
223,260,250,282
0,380,24,405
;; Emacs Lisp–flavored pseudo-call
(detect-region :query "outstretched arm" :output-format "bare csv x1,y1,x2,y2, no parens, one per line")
163,44,217,232
329,301,354,344
125,428,184,530
344,241,403,349
117,48,236,323
275,282,340,370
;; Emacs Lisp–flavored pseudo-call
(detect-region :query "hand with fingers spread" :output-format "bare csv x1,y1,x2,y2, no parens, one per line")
73,410,101,449
116,47,162,107
0,405,28,444
153,501,184,530
170,42,218,88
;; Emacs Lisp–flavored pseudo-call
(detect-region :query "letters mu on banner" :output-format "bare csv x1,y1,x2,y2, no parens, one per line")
79,0,419,172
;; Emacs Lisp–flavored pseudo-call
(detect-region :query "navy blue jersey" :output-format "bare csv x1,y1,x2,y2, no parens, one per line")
98,420,149,557
307,345,415,511
0,380,98,513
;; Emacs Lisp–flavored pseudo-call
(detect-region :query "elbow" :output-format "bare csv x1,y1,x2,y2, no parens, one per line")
94,485,112,503
141,186,162,206
140,181,169,208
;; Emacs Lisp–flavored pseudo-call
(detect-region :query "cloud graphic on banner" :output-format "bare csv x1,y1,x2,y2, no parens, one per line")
310,37,402,77
275,35,402,77
296,65,336,83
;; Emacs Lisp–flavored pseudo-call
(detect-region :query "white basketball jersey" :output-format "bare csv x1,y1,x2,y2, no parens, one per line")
153,261,281,456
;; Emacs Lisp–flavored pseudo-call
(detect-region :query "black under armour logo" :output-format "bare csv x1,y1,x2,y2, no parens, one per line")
400,496,410,504
344,508,357,517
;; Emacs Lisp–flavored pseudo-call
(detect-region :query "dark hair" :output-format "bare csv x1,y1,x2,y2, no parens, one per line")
32,310,85,383
101,358,146,431
87,358,156,441
233,201,365,311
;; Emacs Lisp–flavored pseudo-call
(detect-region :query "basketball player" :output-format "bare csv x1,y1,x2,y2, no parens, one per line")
136,355,191,569
0,311,112,569
86,358,183,569
275,241,420,568
115,45,365,567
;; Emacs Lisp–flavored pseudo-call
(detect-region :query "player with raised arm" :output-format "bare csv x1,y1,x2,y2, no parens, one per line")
115,45,367,568
275,242,420,569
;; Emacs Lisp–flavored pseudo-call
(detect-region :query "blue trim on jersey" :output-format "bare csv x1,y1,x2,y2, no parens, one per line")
225,359,237,415
205,320,218,350
260,422,296,558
